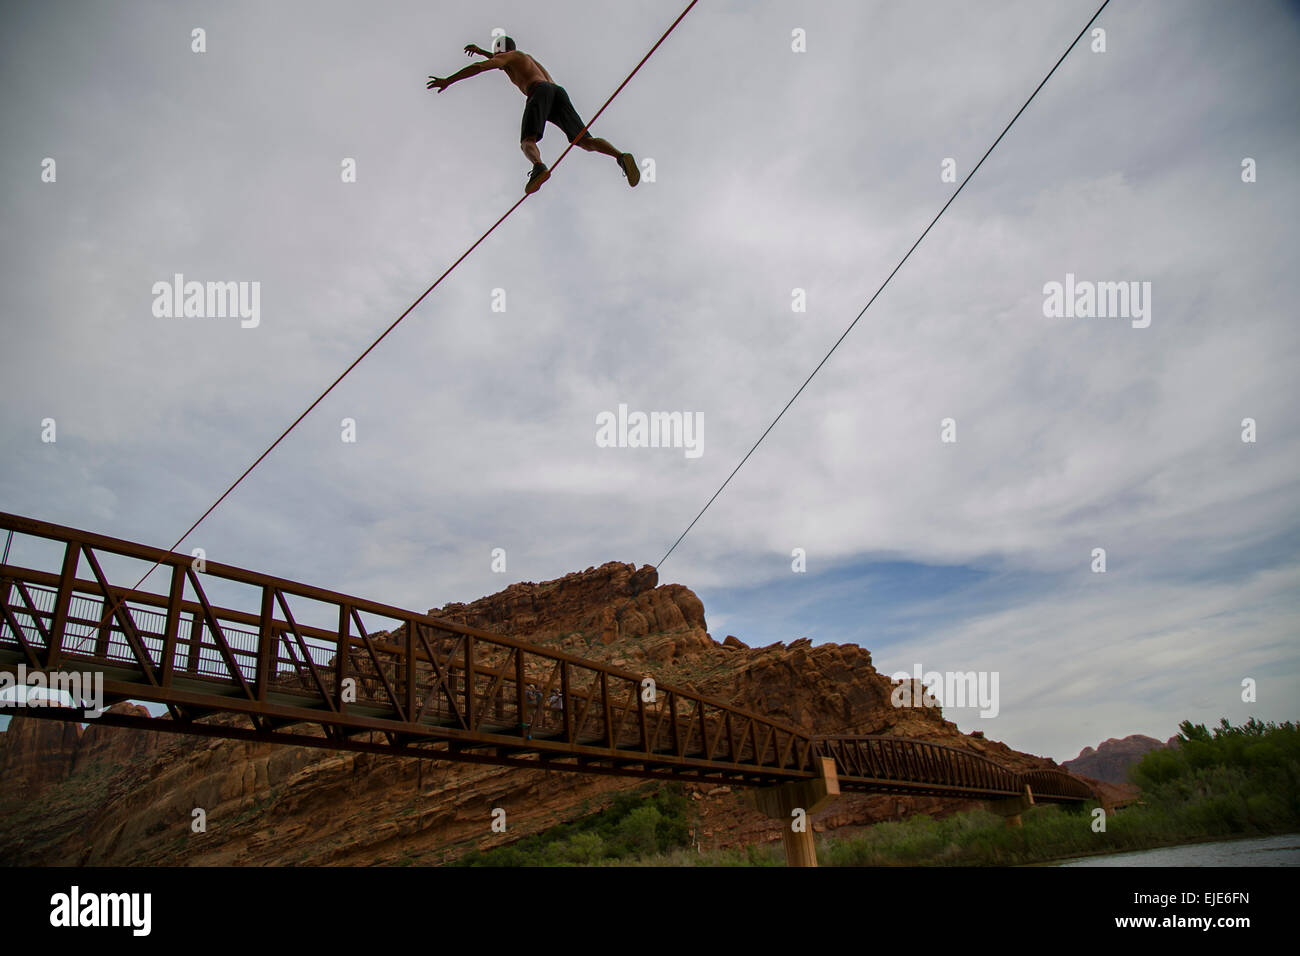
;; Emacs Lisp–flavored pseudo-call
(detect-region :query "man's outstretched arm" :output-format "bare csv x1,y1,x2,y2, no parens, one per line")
463,43,493,58
427,57,499,92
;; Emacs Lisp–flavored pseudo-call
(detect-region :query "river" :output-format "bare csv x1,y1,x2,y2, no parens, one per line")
1057,832,1300,866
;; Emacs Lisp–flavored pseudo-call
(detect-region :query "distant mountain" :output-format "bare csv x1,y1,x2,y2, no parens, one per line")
1062,734,1178,785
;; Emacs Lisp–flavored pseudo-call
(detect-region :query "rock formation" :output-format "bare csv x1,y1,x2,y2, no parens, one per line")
1062,734,1177,785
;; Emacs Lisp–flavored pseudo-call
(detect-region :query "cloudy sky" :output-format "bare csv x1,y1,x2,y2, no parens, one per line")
1,0,1297,761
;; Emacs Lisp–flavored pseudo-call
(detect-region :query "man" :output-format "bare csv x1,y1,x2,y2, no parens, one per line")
428,36,640,195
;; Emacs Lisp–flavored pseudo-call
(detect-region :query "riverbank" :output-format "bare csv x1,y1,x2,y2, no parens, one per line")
609,804,1300,867
611,800,1300,867
458,718,1300,867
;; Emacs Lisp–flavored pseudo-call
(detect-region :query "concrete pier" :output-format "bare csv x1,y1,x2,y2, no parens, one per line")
743,756,839,866
988,784,1034,828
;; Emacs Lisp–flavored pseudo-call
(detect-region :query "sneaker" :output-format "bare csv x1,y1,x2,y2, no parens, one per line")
525,163,550,194
618,153,640,187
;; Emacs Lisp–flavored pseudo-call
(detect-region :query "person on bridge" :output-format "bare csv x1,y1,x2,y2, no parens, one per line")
427,36,640,195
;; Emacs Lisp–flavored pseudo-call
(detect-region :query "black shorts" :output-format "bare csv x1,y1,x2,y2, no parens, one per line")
520,82,591,144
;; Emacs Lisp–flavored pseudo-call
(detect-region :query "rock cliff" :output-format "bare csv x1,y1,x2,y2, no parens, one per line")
1062,734,1177,785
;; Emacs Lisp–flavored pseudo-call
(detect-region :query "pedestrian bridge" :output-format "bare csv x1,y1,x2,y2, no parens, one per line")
0,512,1097,862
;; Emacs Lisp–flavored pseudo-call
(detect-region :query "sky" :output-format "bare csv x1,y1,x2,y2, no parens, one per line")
1,0,1297,762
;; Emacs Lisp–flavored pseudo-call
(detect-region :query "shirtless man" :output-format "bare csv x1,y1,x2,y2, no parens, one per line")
427,37,640,195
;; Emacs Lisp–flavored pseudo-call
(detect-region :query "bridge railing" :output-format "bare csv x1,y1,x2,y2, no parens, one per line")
1020,767,1097,801
814,735,1094,803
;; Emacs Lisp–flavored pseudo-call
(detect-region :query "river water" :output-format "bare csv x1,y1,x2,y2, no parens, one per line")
1057,832,1300,866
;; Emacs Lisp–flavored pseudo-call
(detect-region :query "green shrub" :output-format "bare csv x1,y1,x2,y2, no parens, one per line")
615,806,662,857
453,782,693,866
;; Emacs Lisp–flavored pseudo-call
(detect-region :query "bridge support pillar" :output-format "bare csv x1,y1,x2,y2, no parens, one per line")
988,784,1034,828
742,756,839,867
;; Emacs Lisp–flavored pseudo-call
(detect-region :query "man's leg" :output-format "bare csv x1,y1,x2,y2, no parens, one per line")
576,135,640,187
521,137,549,194
574,135,621,159
552,85,639,187
520,85,553,194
